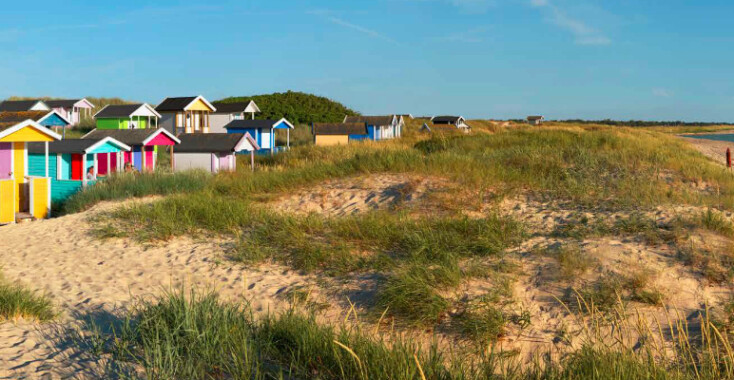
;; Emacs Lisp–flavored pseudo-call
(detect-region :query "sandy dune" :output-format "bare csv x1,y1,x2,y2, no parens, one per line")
272,174,446,216
0,199,317,379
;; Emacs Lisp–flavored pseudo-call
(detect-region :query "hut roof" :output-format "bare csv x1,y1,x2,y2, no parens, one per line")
343,115,395,126
82,128,180,146
175,133,258,153
0,100,48,112
312,122,367,135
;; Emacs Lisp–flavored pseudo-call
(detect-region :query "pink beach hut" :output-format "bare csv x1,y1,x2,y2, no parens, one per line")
82,128,180,173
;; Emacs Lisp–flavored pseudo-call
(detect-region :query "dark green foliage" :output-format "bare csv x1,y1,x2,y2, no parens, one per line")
217,90,359,124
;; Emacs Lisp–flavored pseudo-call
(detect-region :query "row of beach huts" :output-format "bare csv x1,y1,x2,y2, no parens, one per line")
0,94,475,225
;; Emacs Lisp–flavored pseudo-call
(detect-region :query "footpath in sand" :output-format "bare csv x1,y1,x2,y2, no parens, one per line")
0,199,315,379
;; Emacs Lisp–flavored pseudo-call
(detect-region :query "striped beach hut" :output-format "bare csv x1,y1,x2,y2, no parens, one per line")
0,119,61,223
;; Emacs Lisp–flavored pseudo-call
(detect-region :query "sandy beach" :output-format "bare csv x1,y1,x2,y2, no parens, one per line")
679,134,734,166
0,199,319,379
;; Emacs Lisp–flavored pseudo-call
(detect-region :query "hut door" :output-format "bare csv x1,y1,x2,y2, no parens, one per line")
12,142,28,213
71,154,83,180
145,149,154,171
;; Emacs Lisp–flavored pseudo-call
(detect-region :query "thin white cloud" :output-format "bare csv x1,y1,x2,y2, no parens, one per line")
309,10,400,45
530,0,611,46
652,88,673,97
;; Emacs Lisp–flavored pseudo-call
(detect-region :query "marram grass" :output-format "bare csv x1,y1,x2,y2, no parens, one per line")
78,288,734,379
0,273,54,322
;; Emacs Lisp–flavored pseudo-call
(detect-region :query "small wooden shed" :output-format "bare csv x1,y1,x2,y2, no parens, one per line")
527,116,544,125
312,123,368,146
223,118,295,153
173,133,260,173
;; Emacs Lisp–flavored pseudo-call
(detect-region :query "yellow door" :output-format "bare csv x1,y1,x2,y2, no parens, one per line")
0,180,14,223
13,142,26,213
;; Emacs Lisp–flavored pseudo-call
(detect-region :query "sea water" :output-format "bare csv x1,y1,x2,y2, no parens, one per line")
682,134,734,143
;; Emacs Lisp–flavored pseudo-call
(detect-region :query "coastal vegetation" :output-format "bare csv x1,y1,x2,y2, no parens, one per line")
0,272,54,322
10,118,734,378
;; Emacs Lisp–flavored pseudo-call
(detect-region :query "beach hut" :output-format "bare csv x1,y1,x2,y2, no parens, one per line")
431,116,471,131
0,110,71,136
155,96,217,134
27,137,131,202
209,100,261,132
94,103,161,130
527,116,544,125
343,115,403,140
223,118,294,153
0,119,61,223
44,99,94,126
82,128,180,172
312,123,368,146
173,133,259,173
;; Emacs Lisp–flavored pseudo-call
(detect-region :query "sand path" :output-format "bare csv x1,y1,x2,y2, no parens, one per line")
0,199,314,379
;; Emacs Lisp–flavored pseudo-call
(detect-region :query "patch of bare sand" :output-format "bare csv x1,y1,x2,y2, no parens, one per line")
0,198,325,379
680,135,734,166
498,194,732,234
502,236,731,362
270,174,449,216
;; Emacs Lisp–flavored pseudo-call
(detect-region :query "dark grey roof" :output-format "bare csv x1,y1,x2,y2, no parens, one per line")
527,116,544,120
312,123,367,136
83,129,160,146
175,133,245,153
344,115,395,126
28,139,100,154
0,100,46,112
44,99,80,108
211,101,250,114
96,104,145,118
155,97,198,112
432,116,462,124
223,119,277,130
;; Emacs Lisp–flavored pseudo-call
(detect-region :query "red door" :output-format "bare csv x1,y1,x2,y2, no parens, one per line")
145,148,154,171
71,154,83,180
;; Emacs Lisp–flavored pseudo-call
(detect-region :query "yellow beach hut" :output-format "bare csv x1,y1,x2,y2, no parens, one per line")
0,119,61,224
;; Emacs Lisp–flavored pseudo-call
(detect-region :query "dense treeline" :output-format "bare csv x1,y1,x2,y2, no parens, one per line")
217,91,358,124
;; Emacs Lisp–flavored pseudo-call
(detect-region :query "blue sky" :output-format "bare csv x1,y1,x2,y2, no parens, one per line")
1,0,732,121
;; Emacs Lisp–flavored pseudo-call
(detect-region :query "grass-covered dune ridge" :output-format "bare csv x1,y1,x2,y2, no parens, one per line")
68,123,734,215
78,123,734,333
